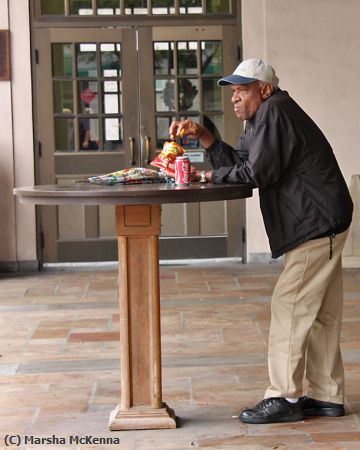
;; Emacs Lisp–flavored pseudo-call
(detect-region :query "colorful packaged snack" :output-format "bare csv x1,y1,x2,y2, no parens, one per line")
150,141,185,174
88,167,166,185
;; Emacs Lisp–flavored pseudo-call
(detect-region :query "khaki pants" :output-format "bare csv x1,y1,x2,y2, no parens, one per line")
265,230,348,403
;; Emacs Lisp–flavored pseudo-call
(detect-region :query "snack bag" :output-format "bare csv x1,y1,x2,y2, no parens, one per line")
150,141,185,174
88,167,166,185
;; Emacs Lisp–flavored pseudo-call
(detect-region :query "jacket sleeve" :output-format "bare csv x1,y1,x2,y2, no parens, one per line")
206,133,254,185
208,110,296,188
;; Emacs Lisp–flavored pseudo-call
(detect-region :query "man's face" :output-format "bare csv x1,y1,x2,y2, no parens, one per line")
231,81,266,120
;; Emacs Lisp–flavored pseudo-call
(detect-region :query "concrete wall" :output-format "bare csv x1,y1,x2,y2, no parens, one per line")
0,0,37,270
242,0,360,261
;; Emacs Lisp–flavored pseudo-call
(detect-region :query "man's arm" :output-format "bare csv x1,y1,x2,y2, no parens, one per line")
169,119,216,149
169,119,246,182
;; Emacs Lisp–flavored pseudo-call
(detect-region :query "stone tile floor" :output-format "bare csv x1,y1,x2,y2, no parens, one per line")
0,262,359,449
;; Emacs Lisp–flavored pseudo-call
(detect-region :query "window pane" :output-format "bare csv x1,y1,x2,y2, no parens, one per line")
104,80,120,92
103,81,121,113
104,118,122,150
156,116,175,147
202,78,221,111
52,44,73,77
79,117,99,150
179,78,199,111
156,79,175,111
100,43,121,77
180,0,203,14
41,0,64,15
53,81,74,114
177,41,198,75
152,0,175,14
206,0,230,13
201,41,222,74
154,42,174,76
76,43,97,77
125,0,147,14
69,0,93,15
55,118,75,151
78,81,99,113
104,94,120,114
97,0,121,15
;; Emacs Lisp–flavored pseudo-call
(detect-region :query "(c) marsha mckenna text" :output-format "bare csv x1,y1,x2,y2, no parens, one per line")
4,435,120,446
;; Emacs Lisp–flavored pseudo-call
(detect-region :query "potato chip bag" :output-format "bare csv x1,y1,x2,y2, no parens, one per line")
150,141,185,174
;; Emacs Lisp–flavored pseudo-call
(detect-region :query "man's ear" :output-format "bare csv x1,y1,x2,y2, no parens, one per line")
261,83,273,99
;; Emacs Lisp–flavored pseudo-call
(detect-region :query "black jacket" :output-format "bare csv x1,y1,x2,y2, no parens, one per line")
207,89,353,258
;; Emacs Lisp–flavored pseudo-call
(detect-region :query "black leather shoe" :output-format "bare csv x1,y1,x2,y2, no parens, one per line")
239,398,304,424
302,396,345,417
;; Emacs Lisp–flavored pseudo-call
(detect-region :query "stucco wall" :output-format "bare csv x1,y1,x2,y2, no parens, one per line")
0,0,17,266
0,0,36,270
242,0,360,261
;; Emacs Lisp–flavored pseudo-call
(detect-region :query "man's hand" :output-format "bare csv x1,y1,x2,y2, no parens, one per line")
190,168,213,183
190,167,201,182
162,167,213,183
169,119,202,140
169,119,216,149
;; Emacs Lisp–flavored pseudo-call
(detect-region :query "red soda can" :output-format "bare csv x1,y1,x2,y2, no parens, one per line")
175,156,191,185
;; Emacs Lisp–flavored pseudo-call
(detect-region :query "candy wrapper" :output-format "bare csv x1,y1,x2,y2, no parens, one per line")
150,141,185,175
88,167,166,185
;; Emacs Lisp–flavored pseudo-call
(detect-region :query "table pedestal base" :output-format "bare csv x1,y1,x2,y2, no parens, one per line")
109,403,176,430
111,205,176,430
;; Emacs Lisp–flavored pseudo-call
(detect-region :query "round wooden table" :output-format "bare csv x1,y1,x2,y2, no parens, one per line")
14,182,252,430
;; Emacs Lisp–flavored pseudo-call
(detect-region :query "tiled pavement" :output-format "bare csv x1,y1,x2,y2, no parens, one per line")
0,262,360,449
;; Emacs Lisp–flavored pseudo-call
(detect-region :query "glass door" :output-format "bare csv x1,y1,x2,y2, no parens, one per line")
34,26,245,262
35,27,140,261
140,26,245,259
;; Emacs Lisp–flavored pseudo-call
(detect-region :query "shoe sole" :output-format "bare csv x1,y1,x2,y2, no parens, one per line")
240,413,305,424
304,408,345,417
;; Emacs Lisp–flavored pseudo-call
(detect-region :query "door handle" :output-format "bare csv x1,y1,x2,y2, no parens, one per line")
129,137,135,166
144,136,150,165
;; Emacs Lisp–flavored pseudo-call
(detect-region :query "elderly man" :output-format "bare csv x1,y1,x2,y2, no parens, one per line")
169,59,353,424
